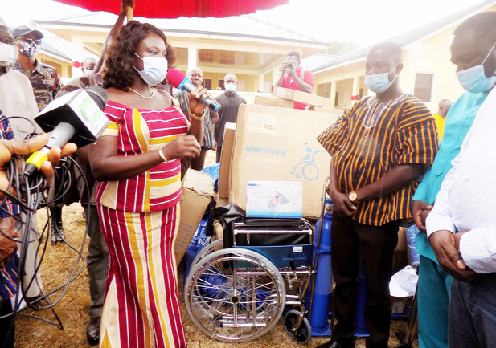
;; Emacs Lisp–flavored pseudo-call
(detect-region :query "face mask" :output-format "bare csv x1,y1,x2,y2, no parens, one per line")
456,42,496,94
364,64,398,94
19,41,39,58
0,43,15,66
134,53,168,86
225,83,236,92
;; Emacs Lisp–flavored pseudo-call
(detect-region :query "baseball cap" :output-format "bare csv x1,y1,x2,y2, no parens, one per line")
12,25,43,40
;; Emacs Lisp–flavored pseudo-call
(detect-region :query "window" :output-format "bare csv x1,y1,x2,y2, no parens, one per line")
359,88,364,100
204,78,212,90
414,73,434,102
218,79,225,90
334,91,339,107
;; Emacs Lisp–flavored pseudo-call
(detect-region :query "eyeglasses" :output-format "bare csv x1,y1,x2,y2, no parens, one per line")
19,38,41,46
0,38,15,46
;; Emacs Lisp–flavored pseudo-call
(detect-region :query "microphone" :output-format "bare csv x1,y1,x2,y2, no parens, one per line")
24,86,110,176
166,69,221,112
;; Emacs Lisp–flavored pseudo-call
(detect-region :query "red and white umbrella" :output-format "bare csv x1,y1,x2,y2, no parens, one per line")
53,0,289,19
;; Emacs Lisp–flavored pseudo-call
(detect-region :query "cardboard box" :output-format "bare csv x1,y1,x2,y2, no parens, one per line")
230,104,338,219
174,169,215,263
273,86,295,100
272,86,335,109
254,95,294,109
218,122,236,198
246,181,303,218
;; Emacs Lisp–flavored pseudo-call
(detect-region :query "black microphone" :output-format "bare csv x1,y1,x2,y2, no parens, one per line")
24,86,110,176
166,69,221,112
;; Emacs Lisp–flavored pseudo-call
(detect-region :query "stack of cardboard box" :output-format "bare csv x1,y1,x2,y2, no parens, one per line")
219,87,341,219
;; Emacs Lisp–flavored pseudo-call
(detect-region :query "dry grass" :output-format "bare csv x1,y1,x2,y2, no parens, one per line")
14,152,418,348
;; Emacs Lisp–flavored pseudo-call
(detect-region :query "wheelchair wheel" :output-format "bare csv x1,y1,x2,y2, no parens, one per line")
184,248,285,343
284,309,312,345
191,239,223,267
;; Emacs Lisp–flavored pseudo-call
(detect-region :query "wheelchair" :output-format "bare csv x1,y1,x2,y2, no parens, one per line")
184,216,317,344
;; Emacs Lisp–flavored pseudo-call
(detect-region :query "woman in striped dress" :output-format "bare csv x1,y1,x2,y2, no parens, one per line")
89,21,209,348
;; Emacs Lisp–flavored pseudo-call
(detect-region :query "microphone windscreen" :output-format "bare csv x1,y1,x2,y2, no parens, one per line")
166,69,186,88
85,86,108,111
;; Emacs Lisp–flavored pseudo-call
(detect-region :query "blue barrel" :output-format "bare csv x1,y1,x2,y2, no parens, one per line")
406,226,420,267
309,199,333,336
355,257,369,337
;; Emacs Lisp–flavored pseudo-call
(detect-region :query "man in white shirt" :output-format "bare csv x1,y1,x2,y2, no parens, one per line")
426,12,496,348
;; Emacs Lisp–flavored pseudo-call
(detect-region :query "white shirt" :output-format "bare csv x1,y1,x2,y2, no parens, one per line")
426,87,496,273
0,68,41,140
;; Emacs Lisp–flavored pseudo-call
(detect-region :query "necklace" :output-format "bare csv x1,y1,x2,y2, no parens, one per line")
362,97,399,130
128,87,155,100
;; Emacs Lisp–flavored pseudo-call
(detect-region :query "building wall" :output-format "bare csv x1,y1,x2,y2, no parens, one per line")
313,4,496,114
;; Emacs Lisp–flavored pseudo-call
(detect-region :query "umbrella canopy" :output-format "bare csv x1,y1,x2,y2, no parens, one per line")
53,0,289,18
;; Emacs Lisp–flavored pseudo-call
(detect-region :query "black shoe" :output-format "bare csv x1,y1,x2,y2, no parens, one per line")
50,223,64,245
316,341,355,348
86,317,100,346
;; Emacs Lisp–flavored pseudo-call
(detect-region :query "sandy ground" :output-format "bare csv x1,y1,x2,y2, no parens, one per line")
13,150,417,347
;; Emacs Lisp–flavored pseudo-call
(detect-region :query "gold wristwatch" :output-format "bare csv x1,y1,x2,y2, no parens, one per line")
349,191,359,205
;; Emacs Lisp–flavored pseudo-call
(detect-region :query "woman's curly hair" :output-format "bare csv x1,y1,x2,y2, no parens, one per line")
103,21,175,91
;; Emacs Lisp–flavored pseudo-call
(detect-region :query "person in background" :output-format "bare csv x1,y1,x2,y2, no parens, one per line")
276,50,314,109
411,13,496,348
88,21,208,348
12,25,61,112
1,21,44,305
12,25,66,246
433,99,452,141
214,73,246,163
425,12,496,348
81,57,96,75
317,42,438,348
56,67,106,346
174,67,218,170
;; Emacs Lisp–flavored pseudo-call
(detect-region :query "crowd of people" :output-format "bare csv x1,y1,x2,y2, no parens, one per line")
0,4,495,348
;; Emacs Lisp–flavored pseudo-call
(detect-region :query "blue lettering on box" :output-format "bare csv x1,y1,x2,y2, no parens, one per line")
244,146,287,156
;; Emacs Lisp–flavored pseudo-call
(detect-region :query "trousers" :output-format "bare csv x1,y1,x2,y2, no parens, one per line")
449,273,496,348
85,205,109,319
18,213,42,298
417,255,451,348
331,215,398,348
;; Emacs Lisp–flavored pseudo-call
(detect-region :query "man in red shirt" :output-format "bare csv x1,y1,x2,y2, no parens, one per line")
276,51,314,110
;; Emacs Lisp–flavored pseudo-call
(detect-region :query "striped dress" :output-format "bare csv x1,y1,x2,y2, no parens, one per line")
96,100,187,348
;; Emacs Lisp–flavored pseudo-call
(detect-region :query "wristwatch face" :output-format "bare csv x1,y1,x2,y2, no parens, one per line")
349,191,357,202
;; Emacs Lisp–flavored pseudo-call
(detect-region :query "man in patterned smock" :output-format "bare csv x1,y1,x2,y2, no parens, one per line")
316,42,438,348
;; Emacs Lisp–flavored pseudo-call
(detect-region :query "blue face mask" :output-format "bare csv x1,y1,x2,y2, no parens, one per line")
456,42,496,94
364,63,398,94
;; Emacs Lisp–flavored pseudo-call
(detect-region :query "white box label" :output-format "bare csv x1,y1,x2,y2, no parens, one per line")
293,246,303,253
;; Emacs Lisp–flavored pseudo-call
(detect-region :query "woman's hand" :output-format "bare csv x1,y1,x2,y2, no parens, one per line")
163,135,201,160
189,86,212,117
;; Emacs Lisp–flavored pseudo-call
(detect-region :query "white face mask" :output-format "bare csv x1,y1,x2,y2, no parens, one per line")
225,83,236,92
134,53,168,86
0,42,15,66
